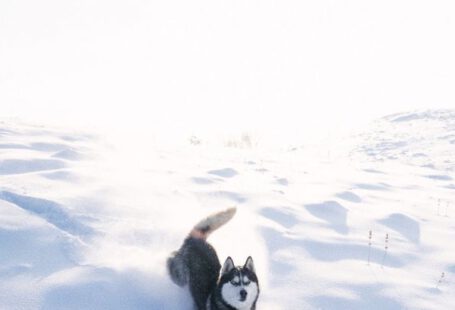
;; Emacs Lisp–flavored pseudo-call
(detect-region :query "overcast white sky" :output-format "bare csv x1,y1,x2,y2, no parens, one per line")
1,0,454,141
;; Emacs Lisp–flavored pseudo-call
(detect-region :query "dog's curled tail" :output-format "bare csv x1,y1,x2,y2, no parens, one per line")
167,207,237,287
190,207,237,240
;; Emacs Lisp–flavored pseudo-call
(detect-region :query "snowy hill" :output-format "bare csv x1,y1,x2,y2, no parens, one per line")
1,111,454,309
352,110,455,173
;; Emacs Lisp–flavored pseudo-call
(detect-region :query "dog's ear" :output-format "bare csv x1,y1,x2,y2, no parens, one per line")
221,256,235,275
244,256,255,273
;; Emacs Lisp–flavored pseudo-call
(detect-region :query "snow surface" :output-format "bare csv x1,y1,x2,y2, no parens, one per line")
1,111,455,309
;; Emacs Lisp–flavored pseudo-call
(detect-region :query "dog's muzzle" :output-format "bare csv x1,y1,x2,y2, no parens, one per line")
239,289,247,301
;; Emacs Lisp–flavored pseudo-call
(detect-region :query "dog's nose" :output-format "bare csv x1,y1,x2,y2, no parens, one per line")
240,289,247,301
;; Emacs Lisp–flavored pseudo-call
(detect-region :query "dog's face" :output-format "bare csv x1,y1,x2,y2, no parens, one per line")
219,256,259,310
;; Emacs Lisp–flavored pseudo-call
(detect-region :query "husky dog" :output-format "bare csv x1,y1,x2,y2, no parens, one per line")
167,208,260,310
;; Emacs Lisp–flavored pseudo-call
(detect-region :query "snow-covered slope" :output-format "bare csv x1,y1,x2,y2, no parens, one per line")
1,111,454,309
352,109,455,173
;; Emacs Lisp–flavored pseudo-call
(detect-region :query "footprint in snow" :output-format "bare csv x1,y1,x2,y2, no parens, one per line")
355,183,390,191
424,174,452,181
207,168,238,178
336,191,362,203
274,177,289,186
191,177,219,185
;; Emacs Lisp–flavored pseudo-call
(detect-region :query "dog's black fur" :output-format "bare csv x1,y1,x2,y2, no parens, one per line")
168,237,221,309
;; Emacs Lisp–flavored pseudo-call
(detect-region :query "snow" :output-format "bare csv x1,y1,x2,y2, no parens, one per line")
1,110,455,309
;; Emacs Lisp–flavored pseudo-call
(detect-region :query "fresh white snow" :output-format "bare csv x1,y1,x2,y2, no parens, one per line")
0,111,454,309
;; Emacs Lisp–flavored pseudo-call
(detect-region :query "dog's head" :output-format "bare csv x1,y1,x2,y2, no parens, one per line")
218,256,259,310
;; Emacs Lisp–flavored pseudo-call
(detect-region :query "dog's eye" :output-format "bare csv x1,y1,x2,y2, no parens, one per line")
230,276,240,286
230,279,240,286
242,276,250,285
231,276,240,286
